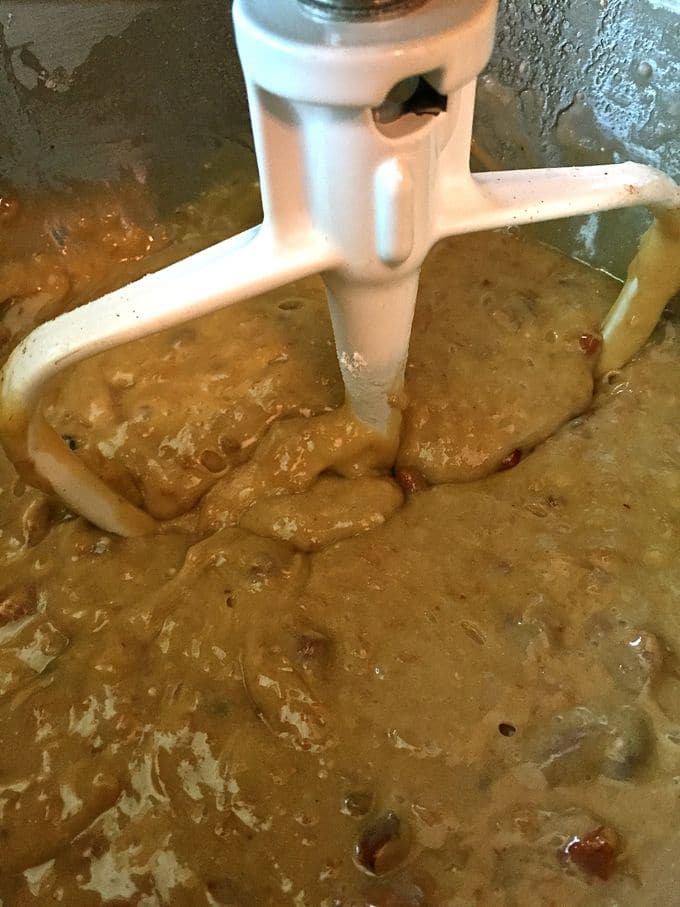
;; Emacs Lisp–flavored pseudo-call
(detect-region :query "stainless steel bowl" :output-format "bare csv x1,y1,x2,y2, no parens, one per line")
1,0,678,274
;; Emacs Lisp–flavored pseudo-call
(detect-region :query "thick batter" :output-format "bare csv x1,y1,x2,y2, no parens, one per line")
0,172,679,906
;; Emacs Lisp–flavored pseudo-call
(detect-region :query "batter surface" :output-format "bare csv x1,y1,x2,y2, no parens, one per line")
1,172,679,906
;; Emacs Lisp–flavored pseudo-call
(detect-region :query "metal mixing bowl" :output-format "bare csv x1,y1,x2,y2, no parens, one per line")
1,0,678,274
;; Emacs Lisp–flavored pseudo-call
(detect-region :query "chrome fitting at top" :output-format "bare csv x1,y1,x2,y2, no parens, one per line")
297,0,427,21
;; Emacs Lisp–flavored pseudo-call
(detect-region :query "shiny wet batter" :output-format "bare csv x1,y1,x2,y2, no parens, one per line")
1,173,679,906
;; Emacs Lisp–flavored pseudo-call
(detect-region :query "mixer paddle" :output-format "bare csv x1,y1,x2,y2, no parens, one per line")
1,0,679,535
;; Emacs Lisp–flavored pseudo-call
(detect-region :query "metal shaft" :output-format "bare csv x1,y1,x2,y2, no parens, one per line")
297,0,427,21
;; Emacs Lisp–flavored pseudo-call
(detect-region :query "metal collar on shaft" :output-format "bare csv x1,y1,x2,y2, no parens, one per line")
297,0,427,21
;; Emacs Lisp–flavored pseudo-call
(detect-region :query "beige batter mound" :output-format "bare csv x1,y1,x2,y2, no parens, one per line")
0,173,679,906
